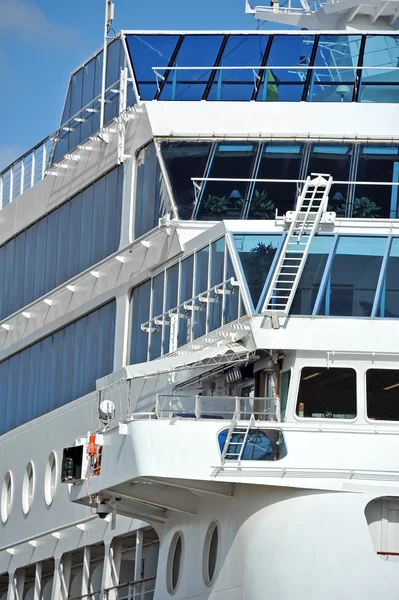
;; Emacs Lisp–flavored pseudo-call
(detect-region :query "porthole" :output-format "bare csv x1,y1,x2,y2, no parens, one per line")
44,452,57,506
1,471,13,523
22,462,35,515
202,521,219,585
166,531,183,594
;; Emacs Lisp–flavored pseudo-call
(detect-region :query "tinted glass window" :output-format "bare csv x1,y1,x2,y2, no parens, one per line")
218,428,287,460
355,145,399,218
135,143,169,238
375,237,399,318
360,35,399,103
297,367,356,418
367,369,399,421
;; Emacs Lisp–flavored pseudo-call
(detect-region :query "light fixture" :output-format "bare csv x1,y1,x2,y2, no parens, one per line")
303,372,322,381
332,192,345,202
229,190,243,201
336,85,351,102
383,382,399,391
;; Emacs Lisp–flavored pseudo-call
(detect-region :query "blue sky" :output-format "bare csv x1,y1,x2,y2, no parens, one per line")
0,0,259,170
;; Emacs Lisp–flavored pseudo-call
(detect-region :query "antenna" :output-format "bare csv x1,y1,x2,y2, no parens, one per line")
100,0,115,129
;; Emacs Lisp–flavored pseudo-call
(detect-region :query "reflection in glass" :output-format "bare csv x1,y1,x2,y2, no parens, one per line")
319,236,387,316
296,367,356,418
224,252,239,324
161,142,211,219
179,255,194,346
197,143,257,220
258,34,315,102
360,35,399,103
291,236,334,315
194,246,209,338
249,143,303,218
233,234,281,310
207,35,269,101
150,273,164,360
306,144,353,216
135,143,169,238
355,145,399,218
209,239,225,332
308,35,361,103
367,369,399,421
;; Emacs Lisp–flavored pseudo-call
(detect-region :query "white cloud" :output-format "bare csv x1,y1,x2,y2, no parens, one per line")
0,145,23,172
0,0,77,46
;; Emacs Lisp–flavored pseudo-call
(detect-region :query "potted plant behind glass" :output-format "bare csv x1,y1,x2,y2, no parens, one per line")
198,194,230,219
351,197,381,218
246,189,275,219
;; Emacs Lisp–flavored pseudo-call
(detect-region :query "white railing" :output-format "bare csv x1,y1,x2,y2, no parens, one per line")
69,577,156,600
155,394,279,421
0,78,123,209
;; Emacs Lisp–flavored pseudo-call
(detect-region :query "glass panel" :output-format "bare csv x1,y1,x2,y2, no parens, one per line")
376,237,399,318
367,369,399,421
163,263,179,354
296,367,356,418
125,34,180,100
251,143,303,218
150,272,164,360
68,68,83,150
135,143,165,238
209,238,225,332
306,144,353,216
291,235,334,315
208,34,269,101
355,145,399,218
258,34,315,102
160,35,223,101
224,251,239,324
308,35,361,102
178,254,194,347
318,236,386,316
193,246,209,339
105,39,121,123
197,143,257,220
360,35,399,103
161,141,211,219
234,234,281,310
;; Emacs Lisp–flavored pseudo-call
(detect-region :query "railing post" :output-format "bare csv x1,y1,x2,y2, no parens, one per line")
155,394,160,419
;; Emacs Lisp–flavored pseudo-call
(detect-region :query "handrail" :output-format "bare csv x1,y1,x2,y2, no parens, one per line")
377,551,399,556
153,65,399,72
68,577,156,600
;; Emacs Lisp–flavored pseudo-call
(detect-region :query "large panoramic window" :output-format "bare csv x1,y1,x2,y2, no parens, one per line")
250,143,303,218
375,238,399,318
367,369,399,421
0,301,115,435
196,143,257,220
306,144,353,216
308,35,361,103
0,167,123,322
160,141,212,219
296,367,357,419
360,35,399,104
207,34,270,101
318,236,386,317
354,145,399,218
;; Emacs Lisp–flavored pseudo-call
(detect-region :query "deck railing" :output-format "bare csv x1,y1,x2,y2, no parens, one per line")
68,577,156,600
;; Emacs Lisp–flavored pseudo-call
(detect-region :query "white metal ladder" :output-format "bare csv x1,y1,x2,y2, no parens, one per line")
221,414,255,465
263,173,332,320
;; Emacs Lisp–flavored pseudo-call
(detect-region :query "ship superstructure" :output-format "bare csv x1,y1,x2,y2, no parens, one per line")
2,1,399,599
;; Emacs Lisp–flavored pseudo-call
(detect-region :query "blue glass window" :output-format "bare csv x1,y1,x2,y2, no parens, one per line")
360,35,399,103
130,280,151,365
306,144,353,216
318,236,387,316
207,34,269,101
258,34,315,102
0,302,115,436
178,255,194,347
355,145,399,218
135,143,169,238
233,234,282,310
375,237,399,318
126,34,180,100
196,143,257,220
193,246,209,338
291,236,334,315
209,238,225,332
308,35,361,103
224,252,239,324
218,428,287,460
159,35,223,101
160,141,212,219
0,167,123,321
249,143,303,218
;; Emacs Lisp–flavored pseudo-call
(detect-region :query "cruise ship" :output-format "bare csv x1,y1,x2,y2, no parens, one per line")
1,0,399,597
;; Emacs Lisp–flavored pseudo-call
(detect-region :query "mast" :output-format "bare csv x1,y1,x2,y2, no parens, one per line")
100,0,115,129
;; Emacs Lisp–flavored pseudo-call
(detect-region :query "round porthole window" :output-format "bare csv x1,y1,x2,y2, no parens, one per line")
166,531,183,594
44,452,57,506
1,471,13,524
22,462,35,515
202,521,219,585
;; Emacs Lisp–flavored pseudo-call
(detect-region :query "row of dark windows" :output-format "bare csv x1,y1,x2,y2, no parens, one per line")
297,367,399,422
